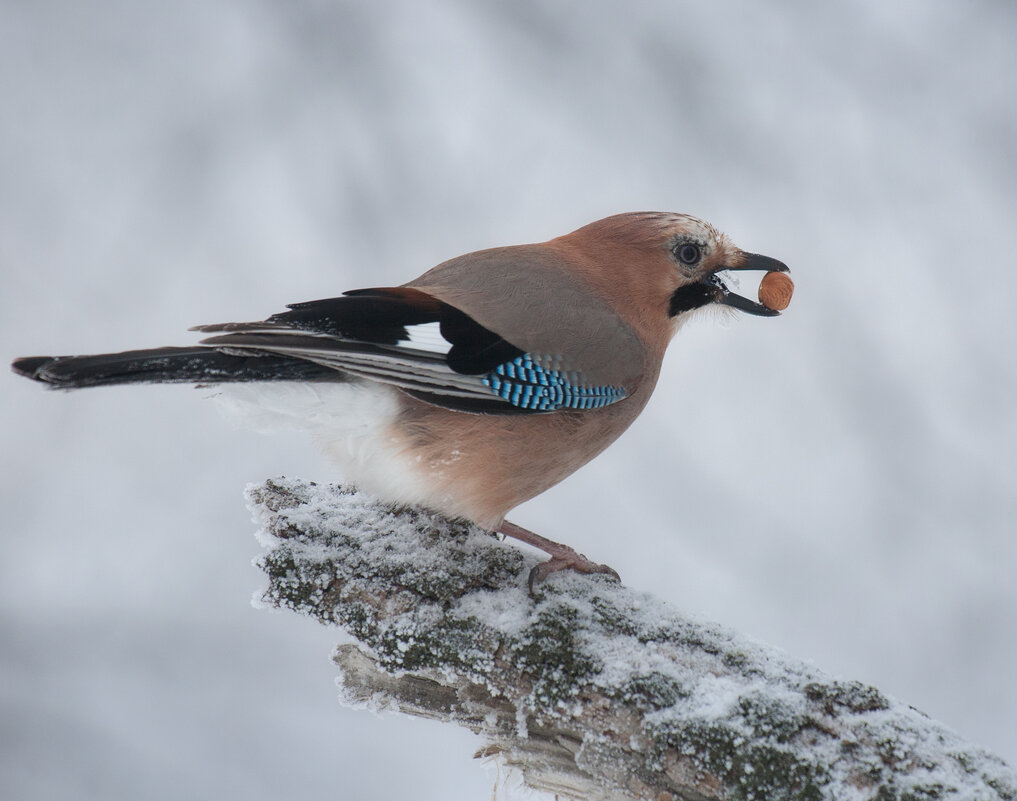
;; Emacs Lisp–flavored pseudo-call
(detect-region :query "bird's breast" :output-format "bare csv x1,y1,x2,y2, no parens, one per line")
384,386,656,529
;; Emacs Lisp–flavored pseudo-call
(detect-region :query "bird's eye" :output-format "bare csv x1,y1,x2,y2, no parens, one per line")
675,243,702,266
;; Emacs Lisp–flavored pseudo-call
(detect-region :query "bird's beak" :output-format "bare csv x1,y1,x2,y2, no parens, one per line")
668,251,791,318
705,251,790,317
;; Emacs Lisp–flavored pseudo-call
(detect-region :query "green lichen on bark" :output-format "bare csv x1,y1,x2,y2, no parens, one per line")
649,718,829,801
804,680,890,715
250,478,1017,801
375,615,499,674
616,671,691,711
511,603,601,707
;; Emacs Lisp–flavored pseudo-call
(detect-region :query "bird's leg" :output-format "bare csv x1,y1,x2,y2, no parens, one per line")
496,520,621,592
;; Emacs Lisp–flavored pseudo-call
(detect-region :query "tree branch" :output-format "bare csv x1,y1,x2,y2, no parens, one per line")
249,477,1016,801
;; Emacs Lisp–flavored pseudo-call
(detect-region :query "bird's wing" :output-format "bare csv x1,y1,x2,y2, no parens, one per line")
195,286,629,414
406,244,647,391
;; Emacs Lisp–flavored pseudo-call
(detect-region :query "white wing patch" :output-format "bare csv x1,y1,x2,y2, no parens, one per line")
398,321,452,354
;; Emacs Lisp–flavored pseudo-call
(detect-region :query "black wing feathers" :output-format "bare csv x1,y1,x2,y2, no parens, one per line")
12,287,533,413
272,287,442,345
11,347,340,388
437,304,524,374
265,287,523,375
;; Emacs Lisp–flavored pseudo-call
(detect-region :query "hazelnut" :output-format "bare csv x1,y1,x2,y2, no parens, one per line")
758,271,794,312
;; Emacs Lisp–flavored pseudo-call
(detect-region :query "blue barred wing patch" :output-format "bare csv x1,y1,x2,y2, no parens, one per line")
483,354,627,411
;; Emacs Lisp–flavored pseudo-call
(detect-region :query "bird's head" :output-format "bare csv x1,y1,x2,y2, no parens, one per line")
659,215,789,321
560,212,790,340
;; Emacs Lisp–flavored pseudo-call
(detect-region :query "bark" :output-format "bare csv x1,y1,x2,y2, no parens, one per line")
250,477,1016,801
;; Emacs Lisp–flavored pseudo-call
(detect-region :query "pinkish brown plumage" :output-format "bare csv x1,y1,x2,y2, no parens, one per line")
12,212,789,588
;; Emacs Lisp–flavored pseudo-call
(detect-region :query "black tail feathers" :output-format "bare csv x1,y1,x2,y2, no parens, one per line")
12,346,340,389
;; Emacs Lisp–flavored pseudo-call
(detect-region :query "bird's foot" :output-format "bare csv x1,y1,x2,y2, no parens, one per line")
496,520,620,594
527,551,621,593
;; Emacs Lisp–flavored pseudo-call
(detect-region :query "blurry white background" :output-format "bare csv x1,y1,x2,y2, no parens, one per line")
3,1,1015,798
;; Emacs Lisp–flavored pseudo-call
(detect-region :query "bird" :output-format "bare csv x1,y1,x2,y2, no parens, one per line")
12,212,789,589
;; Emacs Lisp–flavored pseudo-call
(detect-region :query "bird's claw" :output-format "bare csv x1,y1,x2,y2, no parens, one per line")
527,551,621,594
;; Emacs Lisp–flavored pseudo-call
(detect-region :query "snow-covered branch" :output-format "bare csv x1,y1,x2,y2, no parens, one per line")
249,477,1016,801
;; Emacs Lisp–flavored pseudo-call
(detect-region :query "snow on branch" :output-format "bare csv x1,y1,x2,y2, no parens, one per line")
249,477,1016,801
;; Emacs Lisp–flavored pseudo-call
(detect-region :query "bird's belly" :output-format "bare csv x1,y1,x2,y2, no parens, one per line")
384,393,651,529
213,381,441,509
213,381,648,531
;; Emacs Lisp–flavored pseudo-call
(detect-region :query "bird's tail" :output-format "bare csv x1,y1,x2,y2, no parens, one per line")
11,347,340,389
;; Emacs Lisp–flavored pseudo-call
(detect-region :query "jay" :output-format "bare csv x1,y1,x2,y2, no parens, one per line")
13,212,789,588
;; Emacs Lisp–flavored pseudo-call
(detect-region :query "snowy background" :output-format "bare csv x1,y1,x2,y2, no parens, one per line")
2,1,1015,799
